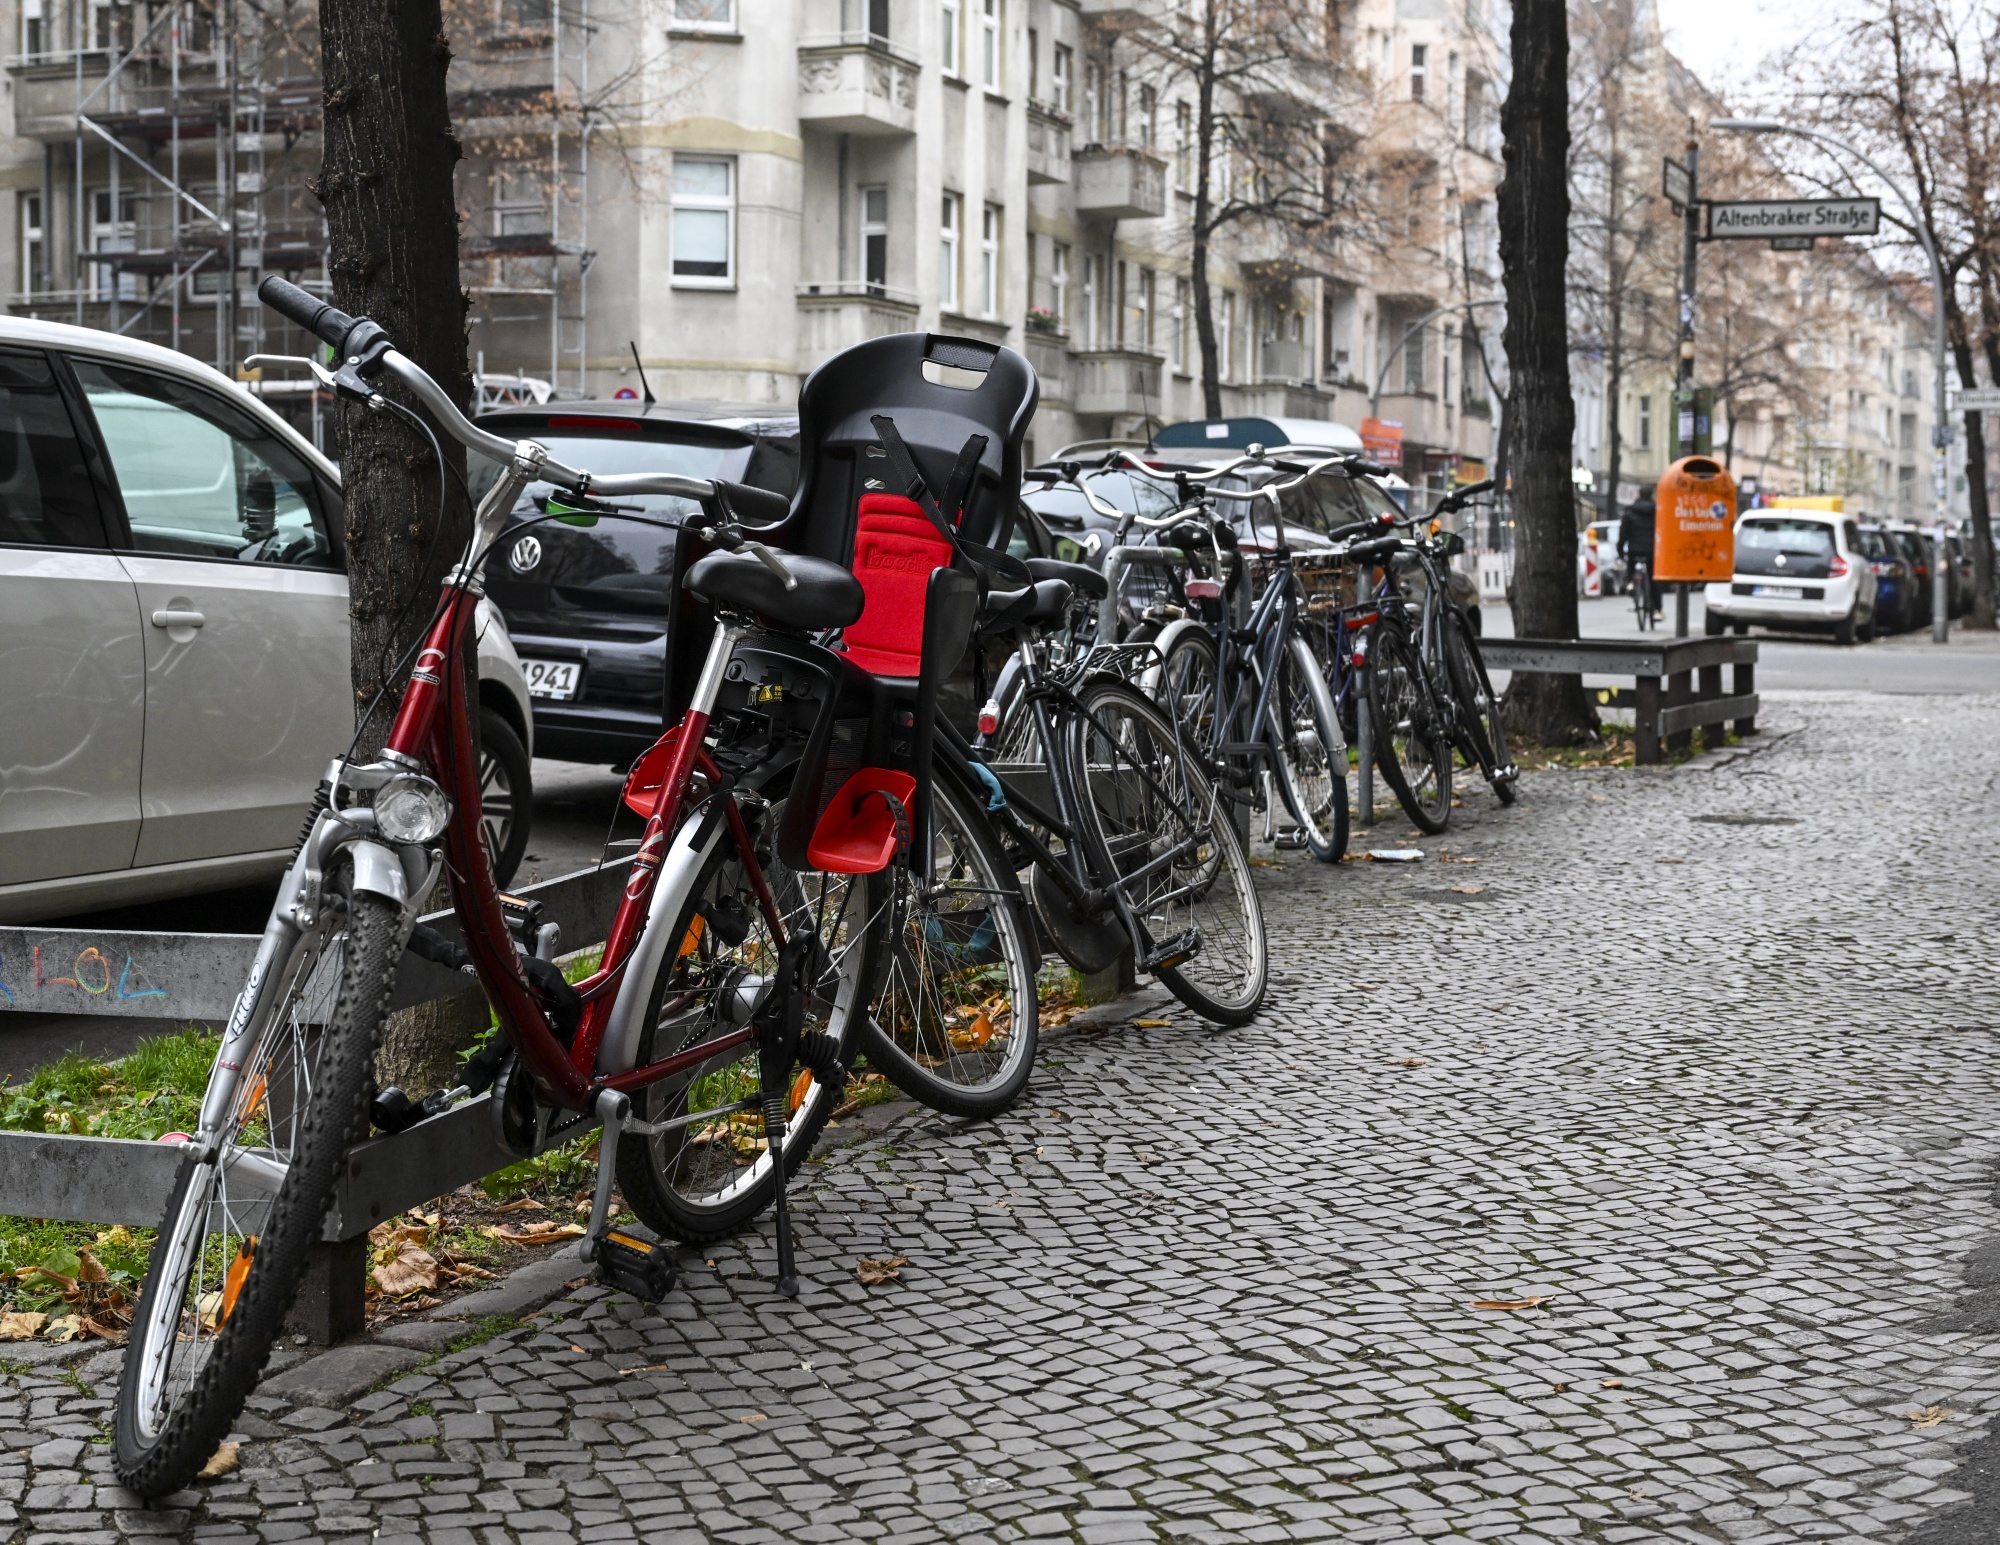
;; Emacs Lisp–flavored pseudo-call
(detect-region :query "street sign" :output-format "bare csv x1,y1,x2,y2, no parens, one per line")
1663,157,1692,211
1769,235,1815,252
1952,388,2000,412
1705,198,1880,240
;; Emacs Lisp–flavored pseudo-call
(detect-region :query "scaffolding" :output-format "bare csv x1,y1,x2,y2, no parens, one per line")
4,0,596,441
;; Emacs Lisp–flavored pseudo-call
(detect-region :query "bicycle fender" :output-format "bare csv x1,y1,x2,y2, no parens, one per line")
348,839,408,907
595,812,727,1076
1145,617,1211,695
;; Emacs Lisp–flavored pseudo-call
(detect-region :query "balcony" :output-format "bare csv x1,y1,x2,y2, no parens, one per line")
797,282,920,371
1258,339,1312,386
1024,332,1071,405
1027,102,1072,186
1072,347,1163,418
796,34,918,137
1074,147,1167,221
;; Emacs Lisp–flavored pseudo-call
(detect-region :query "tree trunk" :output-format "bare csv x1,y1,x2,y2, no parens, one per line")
1496,0,1596,744
1192,47,1223,419
1968,313,2000,630
316,0,472,752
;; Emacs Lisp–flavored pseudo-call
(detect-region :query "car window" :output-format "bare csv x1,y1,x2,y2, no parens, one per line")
1348,475,1403,522
1738,518,1834,556
1856,529,1886,559
70,358,335,568
0,348,108,549
469,430,750,615
1844,521,1862,553
1022,470,1175,528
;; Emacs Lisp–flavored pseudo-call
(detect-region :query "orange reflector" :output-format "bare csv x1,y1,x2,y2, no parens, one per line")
789,1068,813,1113
220,1237,256,1325
677,915,706,958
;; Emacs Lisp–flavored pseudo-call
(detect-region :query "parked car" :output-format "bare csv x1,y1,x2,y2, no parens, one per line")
1856,524,1917,632
0,319,535,924
474,401,799,770
1703,510,1877,644
1884,523,1936,628
1946,530,1973,618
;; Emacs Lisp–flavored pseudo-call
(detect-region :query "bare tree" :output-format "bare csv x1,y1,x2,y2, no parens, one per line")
1498,0,1597,743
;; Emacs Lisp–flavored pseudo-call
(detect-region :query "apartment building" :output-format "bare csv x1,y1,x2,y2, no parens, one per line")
0,0,1500,488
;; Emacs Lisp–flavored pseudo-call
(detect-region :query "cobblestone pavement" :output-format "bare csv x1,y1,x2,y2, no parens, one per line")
7,689,2000,1544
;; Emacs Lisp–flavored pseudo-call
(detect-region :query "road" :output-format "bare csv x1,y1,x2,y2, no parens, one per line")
7,666,2000,1542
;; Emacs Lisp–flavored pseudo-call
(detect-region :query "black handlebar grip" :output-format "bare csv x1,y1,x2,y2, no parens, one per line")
1350,458,1391,478
1458,478,1497,499
711,481,790,528
257,275,356,351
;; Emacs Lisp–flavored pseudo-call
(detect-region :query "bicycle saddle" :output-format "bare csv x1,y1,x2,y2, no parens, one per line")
1024,556,1107,600
1343,536,1403,566
684,549,865,630
979,577,1071,633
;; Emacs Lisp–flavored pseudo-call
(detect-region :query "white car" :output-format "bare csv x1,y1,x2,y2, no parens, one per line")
1703,510,1879,645
0,318,534,924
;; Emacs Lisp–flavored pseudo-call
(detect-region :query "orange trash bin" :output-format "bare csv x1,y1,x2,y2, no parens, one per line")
1653,456,1736,583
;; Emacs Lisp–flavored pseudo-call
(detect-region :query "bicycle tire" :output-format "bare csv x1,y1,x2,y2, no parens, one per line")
1158,627,1253,848
1367,619,1453,833
615,796,864,1244
1269,633,1349,861
1442,616,1518,806
116,859,401,1498
1069,679,1267,1025
853,771,1039,1119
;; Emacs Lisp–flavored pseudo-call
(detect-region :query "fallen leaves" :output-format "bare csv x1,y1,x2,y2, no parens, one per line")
1600,1379,1624,1388
1449,884,1484,895
1132,1018,1173,1029
1438,853,1480,864
0,1311,46,1341
1392,1058,1428,1068
1470,1295,1554,1311
1909,1405,1959,1429
196,1442,240,1481
481,1220,587,1245
855,1256,909,1286
371,1240,440,1300
741,1412,768,1424
489,1198,545,1215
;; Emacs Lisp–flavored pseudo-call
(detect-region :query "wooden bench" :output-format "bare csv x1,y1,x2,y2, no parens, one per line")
1479,636,1759,764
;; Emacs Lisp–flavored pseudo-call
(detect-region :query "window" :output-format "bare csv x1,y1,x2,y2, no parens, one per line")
1051,242,1069,331
868,0,890,39
980,204,1000,316
1083,61,1102,141
1402,321,1425,393
1027,28,1039,97
72,358,335,569
1051,44,1071,113
1175,101,1192,190
1171,277,1189,371
1081,254,1100,348
980,0,1000,89
1135,267,1155,349
1900,412,1916,452
670,156,734,285
1637,394,1653,451
492,164,543,236
0,349,106,549
940,194,962,311
671,0,735,29
861,185,888,293
1410,43,1428,103
19,194,42,294
1138,85,1157,150
20,0,41,56
1219,291,1235,381
941,0,961,76
89,190,137,303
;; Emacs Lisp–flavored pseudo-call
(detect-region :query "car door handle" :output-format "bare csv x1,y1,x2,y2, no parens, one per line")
150,608,206,629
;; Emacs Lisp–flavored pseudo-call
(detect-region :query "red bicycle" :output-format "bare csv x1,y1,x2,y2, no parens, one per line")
114,279,909,1496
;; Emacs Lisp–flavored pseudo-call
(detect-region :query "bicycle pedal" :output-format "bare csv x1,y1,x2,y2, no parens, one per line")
594,1229,677,1303
1142,926,1201,973
1273,828,1309,850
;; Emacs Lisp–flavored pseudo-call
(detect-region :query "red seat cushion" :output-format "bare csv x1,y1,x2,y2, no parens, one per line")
843,493,954,677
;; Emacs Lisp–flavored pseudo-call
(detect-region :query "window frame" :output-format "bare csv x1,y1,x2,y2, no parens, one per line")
860,184,889,295
941,0,962,78
1410,42,1428,103
1051,241,1070,333
1051,42,1071,113
940,193,962,312
980,0,1000,89
979,203,1000,318
669,0,737,32
19,193,43,294
669,154,737,290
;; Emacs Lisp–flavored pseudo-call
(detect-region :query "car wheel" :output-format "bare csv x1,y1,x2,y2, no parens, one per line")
1705,611,1727,637
1832,610,1856,647
479,706,533,887
1858,616,1876,643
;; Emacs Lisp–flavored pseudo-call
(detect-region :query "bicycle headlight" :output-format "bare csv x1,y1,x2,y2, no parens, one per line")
375,773,452,844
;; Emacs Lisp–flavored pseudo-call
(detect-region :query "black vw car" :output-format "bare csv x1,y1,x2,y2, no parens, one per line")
474,402,798,767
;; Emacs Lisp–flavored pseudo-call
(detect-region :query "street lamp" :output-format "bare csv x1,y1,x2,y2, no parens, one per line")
1711,116,1954,643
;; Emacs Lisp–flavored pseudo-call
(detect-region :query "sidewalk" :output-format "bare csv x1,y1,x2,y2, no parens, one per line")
11,690,2000,1544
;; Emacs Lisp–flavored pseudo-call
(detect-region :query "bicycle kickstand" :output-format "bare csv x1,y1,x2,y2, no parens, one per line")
755,937,811,1299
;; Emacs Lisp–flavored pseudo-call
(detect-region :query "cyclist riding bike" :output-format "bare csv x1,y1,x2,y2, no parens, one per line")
1619,493,1660,627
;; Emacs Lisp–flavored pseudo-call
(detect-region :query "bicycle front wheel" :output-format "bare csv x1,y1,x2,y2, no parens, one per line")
1070,680,1267,1025
116,856,403,1498
1367,620,1453,834
855,771,1040,1118
1269,634,1349,861
1443,616,1518,805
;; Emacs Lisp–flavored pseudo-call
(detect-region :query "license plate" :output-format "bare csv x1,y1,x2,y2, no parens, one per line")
521,659,582,700
1751,585,1803,599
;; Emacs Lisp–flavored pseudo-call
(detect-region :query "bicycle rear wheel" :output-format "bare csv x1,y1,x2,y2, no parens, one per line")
1442,616,1518,805
1070,679,1266,1025
854,771,1039,1118
116,857,402,1498
1158,627,1252,847
1367,620,1453,833
616,797,867,1244
1269,634,1349,861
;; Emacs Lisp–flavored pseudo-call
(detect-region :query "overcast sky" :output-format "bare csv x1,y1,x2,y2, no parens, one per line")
1656,0,1824,98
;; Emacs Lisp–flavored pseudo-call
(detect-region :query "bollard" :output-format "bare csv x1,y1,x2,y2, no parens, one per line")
1933,530,1950,643
1674,583,1690,638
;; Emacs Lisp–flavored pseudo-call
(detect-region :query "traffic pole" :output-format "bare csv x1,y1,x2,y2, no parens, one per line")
1674,127,1699,640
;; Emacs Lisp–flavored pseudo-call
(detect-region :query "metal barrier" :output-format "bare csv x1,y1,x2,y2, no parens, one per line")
0,860,626,1342
1481,636,1758,763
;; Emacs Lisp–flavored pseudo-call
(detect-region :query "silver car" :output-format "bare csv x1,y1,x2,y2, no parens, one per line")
0,319,534,923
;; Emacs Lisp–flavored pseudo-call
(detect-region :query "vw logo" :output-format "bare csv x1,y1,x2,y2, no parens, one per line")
508,534,543,574
1773,552,1787,568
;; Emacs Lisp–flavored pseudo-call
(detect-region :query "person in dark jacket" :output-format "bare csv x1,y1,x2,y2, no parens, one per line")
1619,494,1660,620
